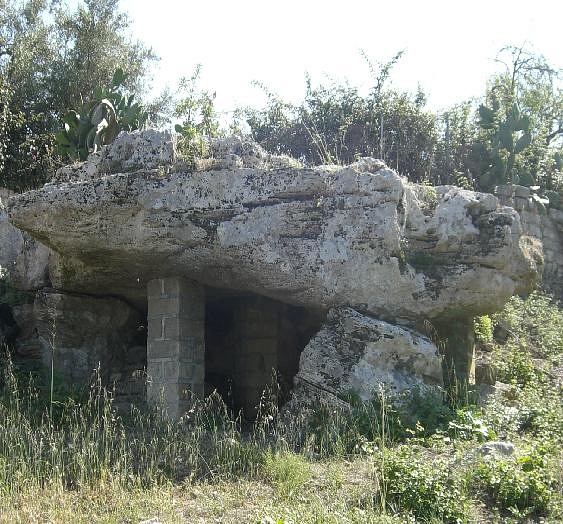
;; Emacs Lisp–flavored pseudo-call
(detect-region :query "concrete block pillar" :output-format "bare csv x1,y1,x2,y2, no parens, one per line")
147,277,205,419
234,298,278,418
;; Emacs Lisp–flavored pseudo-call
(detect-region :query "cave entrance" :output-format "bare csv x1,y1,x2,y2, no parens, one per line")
204,289,323,419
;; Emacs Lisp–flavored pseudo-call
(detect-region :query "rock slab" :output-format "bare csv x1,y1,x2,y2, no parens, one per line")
7,131,540,322
292,307,443,404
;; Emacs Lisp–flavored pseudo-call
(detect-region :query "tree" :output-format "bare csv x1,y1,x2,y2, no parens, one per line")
470,46,563,192
433,102,477,188
0,0,156,191
245,52,439,183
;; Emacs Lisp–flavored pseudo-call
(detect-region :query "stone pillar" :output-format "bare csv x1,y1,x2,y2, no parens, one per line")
147,277,205,419
234,297,278,418
435,317,475,390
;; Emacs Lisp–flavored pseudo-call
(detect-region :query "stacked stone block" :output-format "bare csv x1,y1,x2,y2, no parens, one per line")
496,185,563,300
147,277,205,419
234,298,278,418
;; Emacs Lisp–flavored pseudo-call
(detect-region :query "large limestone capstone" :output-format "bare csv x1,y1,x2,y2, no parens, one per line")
7,131,539,322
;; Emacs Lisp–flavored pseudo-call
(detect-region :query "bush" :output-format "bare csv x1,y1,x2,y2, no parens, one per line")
383,446,470,523
300,387,454,457
473,448,554,518
474,315,493,344
494,292,563,362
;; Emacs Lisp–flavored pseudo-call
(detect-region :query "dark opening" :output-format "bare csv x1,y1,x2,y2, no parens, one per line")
204,288,324,418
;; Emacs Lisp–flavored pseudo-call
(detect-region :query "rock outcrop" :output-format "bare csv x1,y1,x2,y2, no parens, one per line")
292,307,443,404
8,132,539,322
496,184,563,300
2,131,543,409
0,188,23,274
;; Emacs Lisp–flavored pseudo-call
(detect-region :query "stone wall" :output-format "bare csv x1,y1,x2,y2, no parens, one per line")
496,185,563,300
204,293,323,418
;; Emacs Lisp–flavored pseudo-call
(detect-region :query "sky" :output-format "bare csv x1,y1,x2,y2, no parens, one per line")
119,0,562,116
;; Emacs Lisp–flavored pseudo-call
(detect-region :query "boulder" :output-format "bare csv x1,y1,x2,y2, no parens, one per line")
7,131,539,322
291,307,443,405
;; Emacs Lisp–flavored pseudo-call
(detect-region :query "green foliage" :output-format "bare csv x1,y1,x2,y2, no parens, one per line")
493,291,563,364
263,451,311,499
473,447,554,518
0,0,155,190
446,409,496,442
55,68,148,161
473,315,493,344
495,345,540,386
174,65,220,165
0,78,56,191
471,46,563,192
246,52,439,182
383,447,470,523
483,381,563,441
301,387,455,456
473,100,533,189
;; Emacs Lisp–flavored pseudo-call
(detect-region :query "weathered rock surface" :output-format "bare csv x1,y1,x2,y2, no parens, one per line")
28,291,146,384
0,188,23,274
496,184,563,300
291,307,443,405
1,188,51,290
52,129,175,184
7,131,539,322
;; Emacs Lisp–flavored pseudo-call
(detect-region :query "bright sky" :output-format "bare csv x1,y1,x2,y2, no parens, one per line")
120,0,562,116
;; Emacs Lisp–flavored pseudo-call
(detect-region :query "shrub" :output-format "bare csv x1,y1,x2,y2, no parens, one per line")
473,315,493,344
494,292,563,362
495,343,540,386
473,448,554,518
446,408,496,442
383,446,470,523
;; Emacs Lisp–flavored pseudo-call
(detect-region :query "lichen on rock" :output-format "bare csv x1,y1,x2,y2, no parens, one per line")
3,130,545,406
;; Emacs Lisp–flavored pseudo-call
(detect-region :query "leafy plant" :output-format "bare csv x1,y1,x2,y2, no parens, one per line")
174,65,220,165
0,0,156,190
263,451,311,499
446,409,496,442
474,315,493,344
384,446,470,522
473,447,553,517
472,100,532,189
55,69,148,161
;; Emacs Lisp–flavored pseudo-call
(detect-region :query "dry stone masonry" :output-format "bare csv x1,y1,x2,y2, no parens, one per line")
1,130,547,417
495,184,563,300
147,277,205,419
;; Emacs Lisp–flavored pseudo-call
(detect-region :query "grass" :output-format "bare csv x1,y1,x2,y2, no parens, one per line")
0,290,562,523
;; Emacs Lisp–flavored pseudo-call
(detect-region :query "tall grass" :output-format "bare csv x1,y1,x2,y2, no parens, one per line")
0,358,408,500
0,358,263,496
